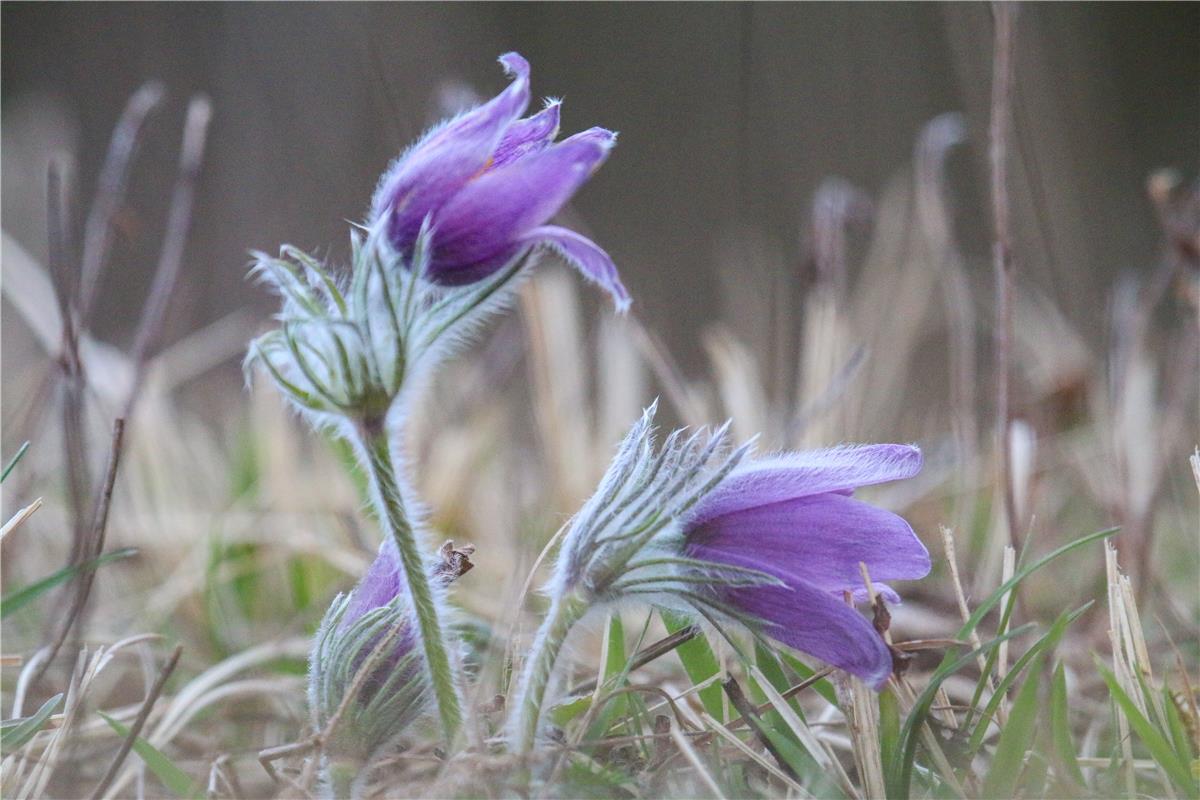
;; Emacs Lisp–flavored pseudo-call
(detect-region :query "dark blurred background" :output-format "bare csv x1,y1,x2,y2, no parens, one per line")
4,2,1198,376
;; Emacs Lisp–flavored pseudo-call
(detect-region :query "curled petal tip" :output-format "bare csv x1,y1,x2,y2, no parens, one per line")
499,52,530,77
524,226,628,312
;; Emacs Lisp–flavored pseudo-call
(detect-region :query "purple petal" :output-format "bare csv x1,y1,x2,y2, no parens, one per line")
429,127,616,271
523,225,630,312
373,52,532,248
422,244,524,287
686,492,931,594
722,573,893,688
492,101,561,169
848,583,902,605
340,539,405,630
689,444,922,527
337,540,421,701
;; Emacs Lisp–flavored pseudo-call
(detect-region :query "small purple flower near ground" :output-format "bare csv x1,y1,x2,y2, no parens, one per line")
371,52,629,311
684,444,931,689
309,539,473,763
335,540,421,702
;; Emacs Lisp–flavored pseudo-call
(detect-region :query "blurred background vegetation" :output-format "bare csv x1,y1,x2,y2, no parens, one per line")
4,3,1197,380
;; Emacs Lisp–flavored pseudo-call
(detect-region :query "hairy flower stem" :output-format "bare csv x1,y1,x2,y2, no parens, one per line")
511,593,589,754
355,418,463,744
323,758,362,800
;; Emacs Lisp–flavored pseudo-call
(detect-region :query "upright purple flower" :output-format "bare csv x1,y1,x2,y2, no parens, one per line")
683,445,931,688
370,52,629,311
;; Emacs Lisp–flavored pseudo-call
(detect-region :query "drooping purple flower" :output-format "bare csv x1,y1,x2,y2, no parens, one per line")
513,408,930,750
683,444,930,689
370,52,629,311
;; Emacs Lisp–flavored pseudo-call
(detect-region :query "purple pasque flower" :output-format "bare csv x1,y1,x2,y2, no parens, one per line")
337,539,420,683
683,445,931,689
309,539,473,760
370,52,629,311
511,408,929,750
308,540,425,761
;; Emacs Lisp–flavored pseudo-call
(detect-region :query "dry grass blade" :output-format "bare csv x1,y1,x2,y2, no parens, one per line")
668,719,726,800
699,712,813,798
988,1,1023,556
568,627,699,697
0,498,43,543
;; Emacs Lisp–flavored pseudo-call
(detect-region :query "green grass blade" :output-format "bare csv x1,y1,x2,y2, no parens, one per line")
549,695,591,728
1163,686,1196,766
752,641,807,723
887,621,1037,800
777,651,838,705
879,688,901,779
1,441,30,484
1,547,138,619
758,724,833,794
1050,661,1086,787
661,610,725,722
746,642,809,762
585,613,629,740
99,711,202,799
956,527,1117,642
1,693,63,752
1097,661,1198,794
981,650,1046,798
967,604,1088,755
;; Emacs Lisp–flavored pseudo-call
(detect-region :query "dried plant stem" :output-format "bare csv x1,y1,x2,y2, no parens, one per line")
354,421,462,744
46,161,90,572
122,95,212,421
78,81,165,325
721,676,798,781
989,2,1023,555
89,644,182,800
510,593,588,754
35,419,126,688
941,527,1004,724
567,626,698,697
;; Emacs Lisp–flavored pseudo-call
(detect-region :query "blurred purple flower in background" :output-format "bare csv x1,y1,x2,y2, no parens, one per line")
371,52,629,311
683,445,931,688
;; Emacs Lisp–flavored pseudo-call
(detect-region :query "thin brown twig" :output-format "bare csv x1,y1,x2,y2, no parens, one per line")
34,418,126,687
79,81,166,325
89,644,183,800
567,626,699,697
47,161,91,571
122,95,212,422
721,675,798,780
695,667,835,743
